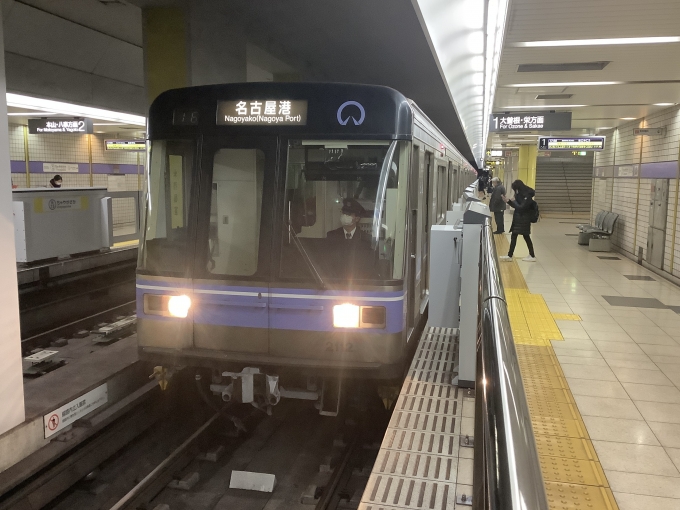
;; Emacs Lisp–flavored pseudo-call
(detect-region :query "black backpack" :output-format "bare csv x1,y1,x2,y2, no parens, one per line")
530,200,540,223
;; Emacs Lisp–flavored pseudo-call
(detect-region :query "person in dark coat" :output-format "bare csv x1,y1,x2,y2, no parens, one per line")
327,198,368,242
499,180,536,261
488,177,506,234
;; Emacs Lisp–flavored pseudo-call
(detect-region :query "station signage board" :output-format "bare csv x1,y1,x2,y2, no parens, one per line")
539,137,605,151
489,112,571,132
217,100,308,126
634,128,666,136
28,117,93,134
105,140,146,151
486,149,503,157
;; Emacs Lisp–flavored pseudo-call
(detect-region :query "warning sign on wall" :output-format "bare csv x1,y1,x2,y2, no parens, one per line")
43,383,108,438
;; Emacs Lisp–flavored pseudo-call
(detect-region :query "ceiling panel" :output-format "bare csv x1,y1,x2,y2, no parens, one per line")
492,0,680,145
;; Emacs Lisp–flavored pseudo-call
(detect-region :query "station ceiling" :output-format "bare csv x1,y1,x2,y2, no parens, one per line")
490,0,680,149
3,0,485,166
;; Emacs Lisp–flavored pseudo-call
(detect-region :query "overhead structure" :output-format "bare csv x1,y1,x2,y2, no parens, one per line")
490,0,680,149
414,0,511,166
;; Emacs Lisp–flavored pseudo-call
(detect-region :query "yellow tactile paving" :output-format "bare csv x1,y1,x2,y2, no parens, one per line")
545,482,619,510
493,235,619,510
552,313,582,321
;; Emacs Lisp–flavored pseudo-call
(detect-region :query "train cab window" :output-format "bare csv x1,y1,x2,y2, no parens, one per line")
206,149,265,276
140,140,194,274
280,140,410,283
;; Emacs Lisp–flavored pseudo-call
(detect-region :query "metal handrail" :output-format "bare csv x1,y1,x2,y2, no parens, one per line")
473,221,549,510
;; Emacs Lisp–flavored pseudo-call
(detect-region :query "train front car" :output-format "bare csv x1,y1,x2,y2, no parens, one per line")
137,83,416,414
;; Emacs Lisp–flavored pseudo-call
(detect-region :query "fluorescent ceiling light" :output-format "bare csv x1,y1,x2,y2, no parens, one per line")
506,81,622,87
499,105,586,109
598,127,613,129
93,123,128,126
621,117,636,120
6,93,146,126
8,112,58,116
513,36,680,48
654,103,677,106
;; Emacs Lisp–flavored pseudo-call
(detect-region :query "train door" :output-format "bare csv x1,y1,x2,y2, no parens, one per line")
192,136,278,354
407,146,421,332
421,151,432,301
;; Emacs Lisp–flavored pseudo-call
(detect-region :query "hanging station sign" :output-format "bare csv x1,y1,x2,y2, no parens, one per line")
105,140,146,151
539,137,605,151
216,100,308,126
28,118,93,134
489,112,571,132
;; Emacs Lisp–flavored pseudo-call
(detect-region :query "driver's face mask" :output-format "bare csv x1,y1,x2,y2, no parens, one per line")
340,213,354,227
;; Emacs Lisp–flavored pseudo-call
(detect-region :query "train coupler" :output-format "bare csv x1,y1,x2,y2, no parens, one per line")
211,367,281,415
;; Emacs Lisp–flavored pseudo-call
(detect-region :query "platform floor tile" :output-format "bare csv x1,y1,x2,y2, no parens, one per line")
494,236,619,510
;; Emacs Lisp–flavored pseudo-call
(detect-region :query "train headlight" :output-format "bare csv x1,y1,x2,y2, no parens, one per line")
333,303,360,328
168,295,191,318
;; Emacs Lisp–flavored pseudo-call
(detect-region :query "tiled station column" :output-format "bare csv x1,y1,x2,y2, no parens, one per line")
0,7,26,435
519,144,537,188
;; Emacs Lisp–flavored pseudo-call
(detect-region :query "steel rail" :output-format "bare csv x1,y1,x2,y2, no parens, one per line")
21,300,136,351
108,412,222,510
473,221,549,510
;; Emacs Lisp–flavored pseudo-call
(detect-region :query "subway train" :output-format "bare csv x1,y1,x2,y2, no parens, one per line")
136,82,476,412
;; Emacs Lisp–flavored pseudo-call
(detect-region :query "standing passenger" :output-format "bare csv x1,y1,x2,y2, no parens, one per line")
499,179,536,262
49,175,63,188
488,177,506,234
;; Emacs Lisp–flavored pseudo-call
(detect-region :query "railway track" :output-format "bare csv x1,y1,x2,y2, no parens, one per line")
29,380,390,510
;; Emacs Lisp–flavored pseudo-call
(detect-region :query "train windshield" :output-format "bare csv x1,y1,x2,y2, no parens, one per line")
280,139,410,284
139,140,195,274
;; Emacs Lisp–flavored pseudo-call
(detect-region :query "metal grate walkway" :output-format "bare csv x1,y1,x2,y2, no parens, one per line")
359,327,473,510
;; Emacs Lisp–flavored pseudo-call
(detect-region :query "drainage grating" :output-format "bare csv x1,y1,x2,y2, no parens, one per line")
597,256,620,260
623,275,655,281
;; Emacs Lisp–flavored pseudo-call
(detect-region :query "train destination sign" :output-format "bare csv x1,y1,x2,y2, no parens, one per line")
105,140,146,151
489,112,571,132
539,137,605,151
217,100,308,126
28,117,93,134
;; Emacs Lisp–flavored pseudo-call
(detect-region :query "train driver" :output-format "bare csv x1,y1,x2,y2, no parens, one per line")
327,198,367,242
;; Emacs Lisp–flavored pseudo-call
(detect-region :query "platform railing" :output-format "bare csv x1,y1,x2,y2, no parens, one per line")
473,221,549,510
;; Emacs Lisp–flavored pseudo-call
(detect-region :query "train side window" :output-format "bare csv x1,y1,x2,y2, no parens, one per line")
206,149,265,276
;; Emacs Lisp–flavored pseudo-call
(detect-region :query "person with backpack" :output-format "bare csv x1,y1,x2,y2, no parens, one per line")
499,179,537,262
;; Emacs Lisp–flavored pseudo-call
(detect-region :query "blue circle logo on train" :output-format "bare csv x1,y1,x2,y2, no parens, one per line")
336,101,365,126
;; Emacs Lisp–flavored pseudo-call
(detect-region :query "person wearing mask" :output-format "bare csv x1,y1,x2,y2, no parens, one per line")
327,198,367,241
499,179,536,262
488,177,506,234
49,175,63,188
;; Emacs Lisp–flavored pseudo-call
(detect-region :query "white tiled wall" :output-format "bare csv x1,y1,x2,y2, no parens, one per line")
591,105,680,277
9,124,144,231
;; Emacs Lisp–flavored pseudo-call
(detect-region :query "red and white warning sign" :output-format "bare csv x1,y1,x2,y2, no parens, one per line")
43,383,108,438
46,413,59,431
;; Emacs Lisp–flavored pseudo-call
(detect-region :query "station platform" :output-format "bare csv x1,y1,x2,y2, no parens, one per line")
499,214,680,510
362,215,680,510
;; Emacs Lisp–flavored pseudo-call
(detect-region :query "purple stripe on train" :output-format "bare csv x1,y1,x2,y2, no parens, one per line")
136,280,406,334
